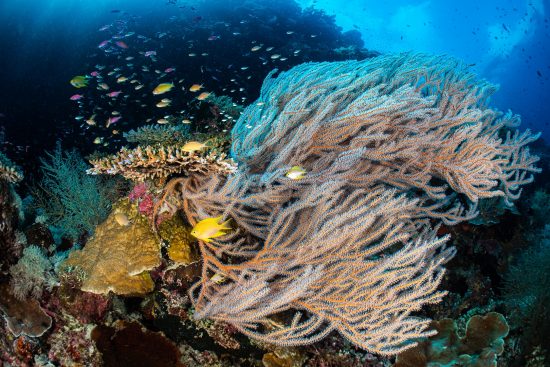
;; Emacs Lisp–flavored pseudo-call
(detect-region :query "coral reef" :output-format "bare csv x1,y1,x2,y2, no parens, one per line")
60,199,161,295
394,312,509,367
158,53,539,355
0,51,544,365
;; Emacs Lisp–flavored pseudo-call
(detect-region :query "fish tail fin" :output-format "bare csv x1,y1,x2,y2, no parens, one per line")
220,219,231,229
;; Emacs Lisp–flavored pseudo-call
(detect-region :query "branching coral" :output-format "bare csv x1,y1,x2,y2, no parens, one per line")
87,144,237,183
158,53,539,355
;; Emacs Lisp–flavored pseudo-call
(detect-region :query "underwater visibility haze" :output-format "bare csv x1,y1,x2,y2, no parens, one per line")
0,0,549,366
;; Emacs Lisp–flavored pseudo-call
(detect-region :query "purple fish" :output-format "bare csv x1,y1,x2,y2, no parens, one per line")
144,50,157,57
90,71,100,77
98,40,109,48
164,67,175,73
70,94,83,101
107,91,122,97
106,116,121,128
115,41,128,49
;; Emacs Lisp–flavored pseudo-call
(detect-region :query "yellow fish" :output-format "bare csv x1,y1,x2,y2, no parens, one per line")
117,76,128,83
156,101,170,108
189,84,203,92
191,216,231,243
70,75,88,88
182,141,207,153
196,92,211,101
285,166,306,180
157,118,169,124
152,82,174,95
85,115,96,126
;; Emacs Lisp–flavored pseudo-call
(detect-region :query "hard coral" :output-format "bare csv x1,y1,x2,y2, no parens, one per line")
158,214,198,266
60,199,161,296
87,143,237,184
394,312,509,367
0,283,52,338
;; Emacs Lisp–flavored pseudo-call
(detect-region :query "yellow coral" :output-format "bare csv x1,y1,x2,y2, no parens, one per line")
158,215,197,266
61,199,161,296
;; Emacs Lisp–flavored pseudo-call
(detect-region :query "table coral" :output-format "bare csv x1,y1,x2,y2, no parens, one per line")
87,143,237,183
60,199,161,296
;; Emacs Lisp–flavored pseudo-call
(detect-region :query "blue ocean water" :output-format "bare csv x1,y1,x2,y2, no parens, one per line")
0,0,550,165
302,0,550,132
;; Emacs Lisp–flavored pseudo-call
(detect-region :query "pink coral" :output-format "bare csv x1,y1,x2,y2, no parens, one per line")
129,183,148,202
138,193,154,216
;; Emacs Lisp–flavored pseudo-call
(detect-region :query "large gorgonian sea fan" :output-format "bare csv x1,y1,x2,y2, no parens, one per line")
159,53,540,355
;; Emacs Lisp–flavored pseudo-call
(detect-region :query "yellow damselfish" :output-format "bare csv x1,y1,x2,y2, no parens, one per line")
191,216,231,243
182,141,207,153
152,82,174,95
285,165,306,179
